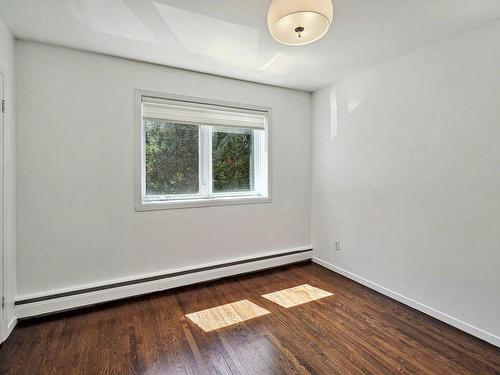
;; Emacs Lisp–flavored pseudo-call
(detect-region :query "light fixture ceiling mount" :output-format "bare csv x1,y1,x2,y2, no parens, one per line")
267,0,334,46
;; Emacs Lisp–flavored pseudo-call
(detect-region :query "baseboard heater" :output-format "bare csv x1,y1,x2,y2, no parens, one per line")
15,247,313,319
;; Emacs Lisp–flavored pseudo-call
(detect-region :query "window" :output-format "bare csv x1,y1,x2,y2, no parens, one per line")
135,92,270,210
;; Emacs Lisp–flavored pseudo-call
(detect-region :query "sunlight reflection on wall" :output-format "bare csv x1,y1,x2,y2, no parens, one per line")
329,69,374,141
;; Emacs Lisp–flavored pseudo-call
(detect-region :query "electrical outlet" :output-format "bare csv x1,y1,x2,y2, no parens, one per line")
334,240,341,252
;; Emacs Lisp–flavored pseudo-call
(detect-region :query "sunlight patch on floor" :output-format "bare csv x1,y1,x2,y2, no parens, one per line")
262,284,333,308
185,299,270,332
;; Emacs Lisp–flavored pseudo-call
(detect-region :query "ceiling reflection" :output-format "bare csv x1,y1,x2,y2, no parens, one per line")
70,0,294,74
260,53,294,75
70,0,161,45
154,1,260,68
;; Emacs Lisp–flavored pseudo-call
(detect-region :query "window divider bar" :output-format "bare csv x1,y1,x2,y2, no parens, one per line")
207,126,213,197
200,125,211,198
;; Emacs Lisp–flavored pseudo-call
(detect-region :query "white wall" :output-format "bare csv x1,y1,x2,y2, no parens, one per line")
0,18,16,340
312,20,500,344
16,41,311,297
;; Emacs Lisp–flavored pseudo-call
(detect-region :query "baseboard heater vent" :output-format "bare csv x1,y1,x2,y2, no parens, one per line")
15,247,313,319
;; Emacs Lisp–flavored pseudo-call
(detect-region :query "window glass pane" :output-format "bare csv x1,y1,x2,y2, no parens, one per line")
144,119,199,196
212,127,254,193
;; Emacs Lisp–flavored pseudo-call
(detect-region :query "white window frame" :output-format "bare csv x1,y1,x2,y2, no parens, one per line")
134,90,272,211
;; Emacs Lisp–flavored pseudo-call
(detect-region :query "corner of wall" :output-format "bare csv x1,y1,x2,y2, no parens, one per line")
0,18,17,343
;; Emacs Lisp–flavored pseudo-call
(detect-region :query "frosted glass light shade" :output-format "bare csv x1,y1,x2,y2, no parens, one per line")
268,0,333,46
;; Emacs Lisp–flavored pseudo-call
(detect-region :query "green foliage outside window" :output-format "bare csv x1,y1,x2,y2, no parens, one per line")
212,129,253,192
145,119,253,196
145,119,199,195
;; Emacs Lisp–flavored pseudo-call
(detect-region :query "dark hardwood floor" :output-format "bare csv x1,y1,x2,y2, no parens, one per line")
1,262,499,374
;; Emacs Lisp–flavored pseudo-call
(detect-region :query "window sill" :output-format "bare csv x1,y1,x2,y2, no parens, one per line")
135,195,271,211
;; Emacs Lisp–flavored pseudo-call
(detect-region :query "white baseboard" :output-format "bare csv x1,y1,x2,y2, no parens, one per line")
1,317,16,344
313,257,500,348
15,247,312,319
6,317,16,338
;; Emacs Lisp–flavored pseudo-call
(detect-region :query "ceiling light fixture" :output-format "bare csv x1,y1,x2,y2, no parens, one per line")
267,0,333,46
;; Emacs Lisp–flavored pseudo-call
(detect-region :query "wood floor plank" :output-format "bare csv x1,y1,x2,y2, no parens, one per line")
1,262,499,374
301,265,500,374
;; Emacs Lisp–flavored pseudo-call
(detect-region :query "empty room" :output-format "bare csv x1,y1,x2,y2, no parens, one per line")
0,0,499,373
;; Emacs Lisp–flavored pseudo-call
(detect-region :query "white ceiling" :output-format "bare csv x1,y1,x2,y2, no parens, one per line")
1,0,500,91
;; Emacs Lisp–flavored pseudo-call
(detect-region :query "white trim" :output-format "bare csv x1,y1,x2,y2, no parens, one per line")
15,246,312,319
0,67,5,343
2,317,16,343
138,90,273,114
313,257,500,348
136,195,271,211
